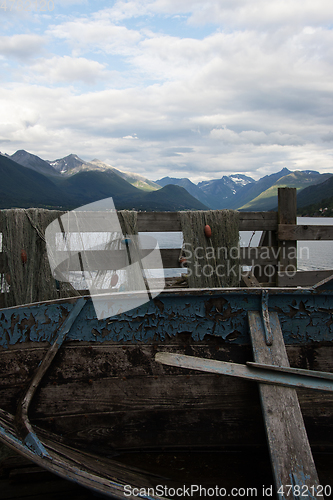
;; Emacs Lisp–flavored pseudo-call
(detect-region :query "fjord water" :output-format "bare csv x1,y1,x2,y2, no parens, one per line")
297,217,333,271
152,217,333,273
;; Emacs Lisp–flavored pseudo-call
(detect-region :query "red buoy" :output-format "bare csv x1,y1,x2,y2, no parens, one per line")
204,225,212,238
21,249,27,265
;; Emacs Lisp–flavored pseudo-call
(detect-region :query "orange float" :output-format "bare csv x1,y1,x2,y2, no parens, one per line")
110,273,119,287
204,224,212,238
21,249,28,265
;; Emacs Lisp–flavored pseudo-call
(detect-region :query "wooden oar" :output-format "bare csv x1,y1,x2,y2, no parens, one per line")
15,297,86,458
155,352,333,393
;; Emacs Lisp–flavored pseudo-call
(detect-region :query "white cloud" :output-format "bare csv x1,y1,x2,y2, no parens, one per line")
186,0,333,28
95,1,153,22
1,77,332,182
1,1,333,182
30,56,107,84
94,0,333,30
209,128,305,147
0,34,45,61
54,0,87,4
47,19,142,55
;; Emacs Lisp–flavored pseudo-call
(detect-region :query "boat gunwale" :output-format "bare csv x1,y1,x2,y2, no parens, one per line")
1,286,333,314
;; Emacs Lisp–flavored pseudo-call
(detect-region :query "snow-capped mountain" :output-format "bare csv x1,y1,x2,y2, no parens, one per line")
48,154,88,174
197,174,255,208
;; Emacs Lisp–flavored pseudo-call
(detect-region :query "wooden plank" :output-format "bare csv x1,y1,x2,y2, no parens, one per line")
137,212,278,232
238,212,278,221
0,254,6,273
0,416,159,499
0,210,279,276
278,224,333,241
0,211,278,236
48,246,278,272
241,271,261,287
312,273,333,290
0,245,278,275
53,248,180,271
278,269,333,287
256,231,279,284
248,311,320,499
240,246,278,266
15,298,86,456
155,352,333,391
238,212,278,231
137,212,181,232
277,188,297,287
1,342,333,456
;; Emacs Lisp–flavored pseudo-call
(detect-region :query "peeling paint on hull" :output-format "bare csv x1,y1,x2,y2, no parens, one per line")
0,288,333,499
1,288,333,349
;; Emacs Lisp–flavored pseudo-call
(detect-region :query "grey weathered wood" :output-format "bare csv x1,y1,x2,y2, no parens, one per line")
312,272,333,290
47,246,279,272
0,210,278,235
155,352,333,391
256,231,279,284
248,311,320,499
238,212,278,231
0,409,160,500
15,298,86,448
240,246,278,266
0,245,279,275
137,211,278,232
1,339,333,465
277,188,297,287
137,212,182,232
278,269,333,287
238,212,278,221
0,254,6,271
241,271,261,287
278,224,333,241
0,210,279,279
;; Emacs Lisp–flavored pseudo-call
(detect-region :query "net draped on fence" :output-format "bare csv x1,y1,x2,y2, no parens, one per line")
179,210,240,288
0,208,240,308
0,208,141,308
0,209,78,307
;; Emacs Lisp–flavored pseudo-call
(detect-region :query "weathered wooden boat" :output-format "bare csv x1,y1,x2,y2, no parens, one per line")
1,189,333,499
1,285,333,499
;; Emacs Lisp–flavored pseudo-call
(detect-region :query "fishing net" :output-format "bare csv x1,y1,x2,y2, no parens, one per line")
0,208,80,308
179,210,240,288
0,203,165,312
44,200,164,319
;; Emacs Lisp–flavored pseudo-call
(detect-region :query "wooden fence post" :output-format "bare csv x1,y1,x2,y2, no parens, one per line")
277,188,297,287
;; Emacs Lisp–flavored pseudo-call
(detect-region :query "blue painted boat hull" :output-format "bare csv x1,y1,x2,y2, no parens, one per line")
1,288,333,498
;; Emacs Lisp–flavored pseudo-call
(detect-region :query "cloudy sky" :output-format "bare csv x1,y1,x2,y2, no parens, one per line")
1,0,333,182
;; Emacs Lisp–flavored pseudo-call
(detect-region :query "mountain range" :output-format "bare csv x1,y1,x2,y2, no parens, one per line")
0,152,206,211
1,149,332,212
156,174,254,208
48,153,160,191
157,168,333,211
